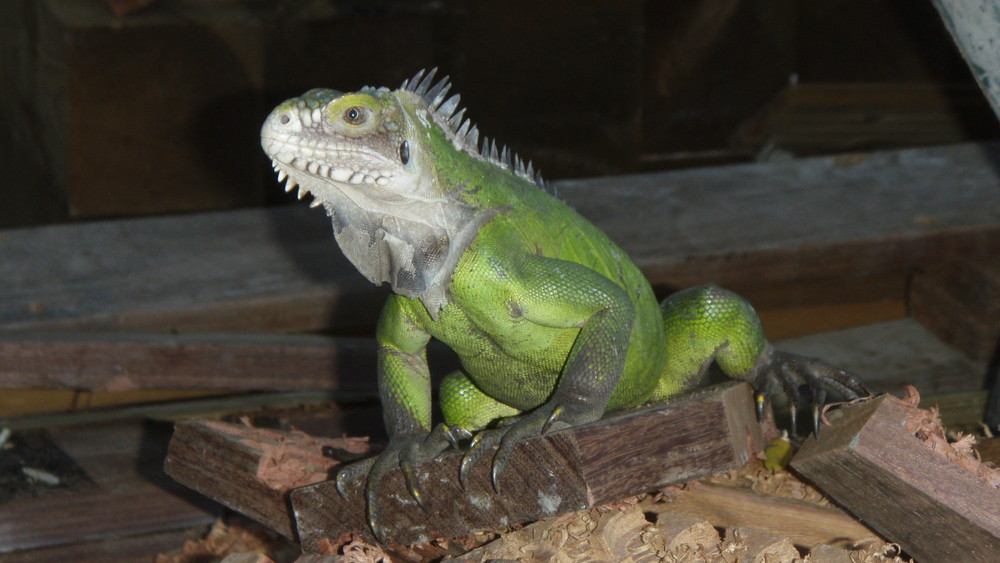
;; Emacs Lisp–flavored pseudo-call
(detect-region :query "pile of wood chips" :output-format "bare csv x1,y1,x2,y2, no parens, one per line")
158,460,916,563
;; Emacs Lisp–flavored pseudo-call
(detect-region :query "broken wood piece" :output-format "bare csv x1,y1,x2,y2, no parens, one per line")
287,382,761,548
165,419,373,539
650,481,875,548
791,393,1000,563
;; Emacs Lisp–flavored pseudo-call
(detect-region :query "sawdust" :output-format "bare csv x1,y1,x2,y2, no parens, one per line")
155,518,291,563
705,460,831,507
899,386,1000,489
448,502,915,562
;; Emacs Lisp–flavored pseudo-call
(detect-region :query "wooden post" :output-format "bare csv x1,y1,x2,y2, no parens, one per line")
290,382,762,548
165,382,760,548
791,393,1000,563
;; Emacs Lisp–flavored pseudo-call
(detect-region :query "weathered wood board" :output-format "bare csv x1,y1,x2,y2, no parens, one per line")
0,422,218,556
791,394,1000,563
165,382,762,548
165,419,361,539
1,143,998,334
0,319,983,399
909,257,1000,363
292,383,761,548
0,331,378,392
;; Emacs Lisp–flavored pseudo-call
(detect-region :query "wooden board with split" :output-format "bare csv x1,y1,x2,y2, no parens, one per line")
165,382,762,548
792,391,1000,563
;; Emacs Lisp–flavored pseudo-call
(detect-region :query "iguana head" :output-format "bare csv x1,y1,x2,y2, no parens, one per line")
261,69,529,313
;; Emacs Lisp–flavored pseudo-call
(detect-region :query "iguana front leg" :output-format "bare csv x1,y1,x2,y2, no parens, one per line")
335,294,455,540
458,253,635,490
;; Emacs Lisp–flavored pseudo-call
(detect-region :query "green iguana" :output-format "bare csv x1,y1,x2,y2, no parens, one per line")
260,69,872,539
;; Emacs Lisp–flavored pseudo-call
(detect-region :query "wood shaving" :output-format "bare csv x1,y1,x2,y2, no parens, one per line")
155,519,276,563
900,386,1000,489
706,460,831,507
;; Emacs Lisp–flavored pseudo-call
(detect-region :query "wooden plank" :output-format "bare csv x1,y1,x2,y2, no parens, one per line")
0,390,345,431
910,257,1000,362
288,382,761,548
0,526,208,563
731,83,999,156
777,318,987,396
0,331,378,392
1,143,998,334
790,393,1000,563
0,421,218,554
164,419,371,539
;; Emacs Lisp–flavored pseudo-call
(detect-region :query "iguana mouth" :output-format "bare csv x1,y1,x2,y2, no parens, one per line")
268,155,395,208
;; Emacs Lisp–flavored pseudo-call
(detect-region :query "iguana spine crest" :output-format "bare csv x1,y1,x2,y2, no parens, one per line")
400,68,546,188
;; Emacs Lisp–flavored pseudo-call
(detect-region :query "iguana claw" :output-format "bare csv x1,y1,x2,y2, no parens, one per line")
459,401,592,493
753,347,877,436
334,424,455,541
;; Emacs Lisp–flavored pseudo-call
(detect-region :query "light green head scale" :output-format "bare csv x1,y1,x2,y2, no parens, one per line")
260,69,544,314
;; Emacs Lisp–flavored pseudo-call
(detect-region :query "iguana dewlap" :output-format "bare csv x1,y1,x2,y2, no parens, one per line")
260,69,872,540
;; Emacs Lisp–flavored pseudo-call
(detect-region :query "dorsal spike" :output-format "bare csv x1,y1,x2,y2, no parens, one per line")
489,140,499,161
466,126,480,151
426,77,452,108
456,119,471,139
403,68,426,92
501,145,511,168
526,160,534,178
448,108,467,128
413,67,438,96
437,93,461,118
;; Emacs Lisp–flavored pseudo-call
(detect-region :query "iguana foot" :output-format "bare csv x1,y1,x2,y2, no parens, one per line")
335,423,461,541
459,401,596,492
752,346,878,436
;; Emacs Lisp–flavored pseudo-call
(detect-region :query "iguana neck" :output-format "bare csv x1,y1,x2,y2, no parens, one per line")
319,184,495,317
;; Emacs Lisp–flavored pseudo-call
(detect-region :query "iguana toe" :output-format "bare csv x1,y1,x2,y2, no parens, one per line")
753,348,878,436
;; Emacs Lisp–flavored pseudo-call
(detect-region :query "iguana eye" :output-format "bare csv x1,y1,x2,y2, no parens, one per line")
343,106,367,125
399,141,410,165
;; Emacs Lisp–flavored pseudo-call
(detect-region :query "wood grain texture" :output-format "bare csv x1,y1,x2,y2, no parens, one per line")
1,143,998,334
0,331,377,392
910,257,1000,362
164,419,358,539
791,394,1000,562
290,382,761,548
0,422,217,554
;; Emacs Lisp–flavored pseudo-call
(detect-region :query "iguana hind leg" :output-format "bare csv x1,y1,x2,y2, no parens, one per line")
658,284,875,434
440,370,521,431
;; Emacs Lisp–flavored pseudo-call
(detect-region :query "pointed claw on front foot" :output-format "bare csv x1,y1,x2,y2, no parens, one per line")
335,456,375,499
752,347,878,436
334,424,454,543
459,400,597,493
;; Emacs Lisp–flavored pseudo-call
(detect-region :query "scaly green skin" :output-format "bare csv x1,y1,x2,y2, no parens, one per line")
260,70,871,541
